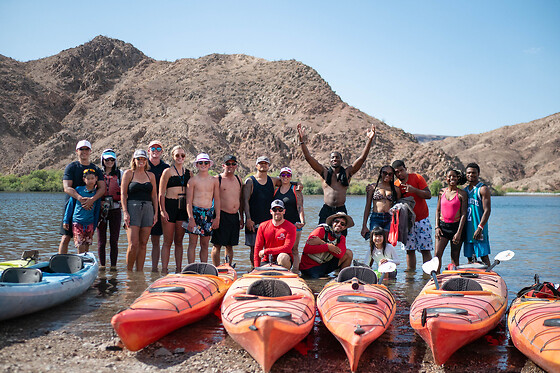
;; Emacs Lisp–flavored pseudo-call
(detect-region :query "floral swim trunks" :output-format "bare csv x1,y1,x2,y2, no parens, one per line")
184,206,214,237
402,217,433,252
72,222,94,248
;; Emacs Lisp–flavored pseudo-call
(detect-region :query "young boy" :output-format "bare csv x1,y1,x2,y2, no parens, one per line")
184,153,220,263
63,169,101,254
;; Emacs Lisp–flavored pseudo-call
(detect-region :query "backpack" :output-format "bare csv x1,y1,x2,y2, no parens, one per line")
517,275,560,299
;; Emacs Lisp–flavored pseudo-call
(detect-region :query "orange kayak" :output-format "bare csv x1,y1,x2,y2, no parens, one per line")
221,265,315,373
508,296,560,373
409,269,508,365
317,267,396,373
111,263,236,351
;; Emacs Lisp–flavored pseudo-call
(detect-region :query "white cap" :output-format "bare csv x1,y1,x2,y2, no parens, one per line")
280,167,292,175
76,140,92,150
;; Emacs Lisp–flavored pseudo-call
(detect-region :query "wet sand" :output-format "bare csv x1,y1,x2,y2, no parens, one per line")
0,270,546,373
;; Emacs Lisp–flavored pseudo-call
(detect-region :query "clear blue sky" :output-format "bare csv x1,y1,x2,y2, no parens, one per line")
1,0,558,136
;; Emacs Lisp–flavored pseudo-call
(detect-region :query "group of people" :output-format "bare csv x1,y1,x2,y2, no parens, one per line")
58,123,492,277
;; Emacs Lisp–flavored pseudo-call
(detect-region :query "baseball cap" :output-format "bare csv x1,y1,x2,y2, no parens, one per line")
256,156,270,165
270,199,285,209
76,140,92,150
224,155,237,163
133,149,148,159
280,167,292,175
148,140,163,148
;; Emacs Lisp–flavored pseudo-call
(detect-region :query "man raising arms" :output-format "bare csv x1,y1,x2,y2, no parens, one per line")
253,200,296,270
297,123,376,225
210,155,244,266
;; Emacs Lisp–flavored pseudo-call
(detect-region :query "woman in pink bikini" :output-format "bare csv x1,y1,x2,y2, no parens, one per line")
434,169,468,272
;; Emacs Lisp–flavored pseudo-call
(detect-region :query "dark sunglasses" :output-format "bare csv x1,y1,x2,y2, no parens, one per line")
333,219,347,227
382,171,394,177
78,147,90,151
150,147,162,152
175,154,186,158
272,207,284,212
197,161,210,165
225,162,237,166
280,173,292,177
105,158,115,162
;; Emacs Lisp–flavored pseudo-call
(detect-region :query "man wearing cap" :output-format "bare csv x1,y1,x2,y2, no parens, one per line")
297,123,376,228
299,212,354,278
185,153,220,263
210,155,244,266
147,140,169,272
58,140,106,254
253,200,297,269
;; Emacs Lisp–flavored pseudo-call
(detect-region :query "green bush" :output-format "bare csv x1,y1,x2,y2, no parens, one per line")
492,185,506,196
429,180,443,196
347,180,368,195
0,170,64,192
301,177,323,195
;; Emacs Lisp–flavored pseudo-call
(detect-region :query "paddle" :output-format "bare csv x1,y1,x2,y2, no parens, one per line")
422,257,440,290
377,261,397,283
485,250,515,272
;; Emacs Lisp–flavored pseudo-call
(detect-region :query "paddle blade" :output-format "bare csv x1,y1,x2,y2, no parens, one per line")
378,261,397,273
422,257,439,275
494,250,515,262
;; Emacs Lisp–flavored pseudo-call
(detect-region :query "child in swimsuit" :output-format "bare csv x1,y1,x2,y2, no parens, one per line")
63,169,101,253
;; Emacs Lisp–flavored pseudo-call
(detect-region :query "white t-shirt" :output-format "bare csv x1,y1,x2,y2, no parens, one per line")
364,244,400,269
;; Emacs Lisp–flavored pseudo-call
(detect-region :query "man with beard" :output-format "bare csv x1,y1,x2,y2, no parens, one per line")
297,123,376,227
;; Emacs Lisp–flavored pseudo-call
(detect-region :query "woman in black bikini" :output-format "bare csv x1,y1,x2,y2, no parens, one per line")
159,146,191,273
361,165,401,239
121,149,158,271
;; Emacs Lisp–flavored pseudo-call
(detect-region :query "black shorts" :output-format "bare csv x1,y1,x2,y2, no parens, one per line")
300,257,340,279
165,198,188,223
151,206,163,236
439,221,460,241
318,204,348,236
211,211,240,246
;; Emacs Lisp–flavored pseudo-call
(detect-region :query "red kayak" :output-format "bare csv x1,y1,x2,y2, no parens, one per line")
317,266,396,372
112,262,236,351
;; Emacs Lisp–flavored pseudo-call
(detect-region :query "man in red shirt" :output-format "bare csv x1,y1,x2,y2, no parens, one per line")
392,160,433,270
299,212,354,278
253,200,296,269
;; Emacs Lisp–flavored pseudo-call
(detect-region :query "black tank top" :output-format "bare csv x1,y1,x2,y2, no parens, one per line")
167,168,190,189
128,182,152,201
249,175,274,225
273,185,300,224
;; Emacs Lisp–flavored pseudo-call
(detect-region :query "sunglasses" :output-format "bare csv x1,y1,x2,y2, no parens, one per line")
82,168,95,175
225,162,237,166
105,158,115,162
272,207,284,212
333,219,347,227
197,161,210,165
382,171,394,177
175,154,186,158
78,147,90,151
150,147,162,152
136,157,147,161
280,173,292,177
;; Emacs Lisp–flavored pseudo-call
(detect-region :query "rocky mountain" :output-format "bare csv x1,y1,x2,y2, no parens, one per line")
0,36,557,191
414,134,454,143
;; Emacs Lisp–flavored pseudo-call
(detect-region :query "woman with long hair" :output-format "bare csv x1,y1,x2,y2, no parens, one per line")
434,169,467,272
121,149,158,271
97,149,122,269
159,146,191,273
361,165,401,239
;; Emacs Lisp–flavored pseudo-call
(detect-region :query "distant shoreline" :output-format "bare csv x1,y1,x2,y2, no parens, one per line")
504,192,559,196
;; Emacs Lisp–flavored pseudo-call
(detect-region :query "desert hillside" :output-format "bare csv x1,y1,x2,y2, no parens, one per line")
0,36,557,191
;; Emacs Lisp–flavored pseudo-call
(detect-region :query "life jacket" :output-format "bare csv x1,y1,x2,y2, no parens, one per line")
324,166,349,187
105,173,121,201
517,281,560,299
319,224,341,245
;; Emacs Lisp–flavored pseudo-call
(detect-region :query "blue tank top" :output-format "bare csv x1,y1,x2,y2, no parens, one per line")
465,182,488,243
249,176,274,225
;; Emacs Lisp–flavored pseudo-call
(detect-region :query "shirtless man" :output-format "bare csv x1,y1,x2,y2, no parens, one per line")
210,155,244,266
185,153,220,263
147,140,169,271
297,123,376,226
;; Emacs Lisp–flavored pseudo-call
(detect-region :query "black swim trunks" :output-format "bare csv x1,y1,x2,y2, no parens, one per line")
211,211,240,246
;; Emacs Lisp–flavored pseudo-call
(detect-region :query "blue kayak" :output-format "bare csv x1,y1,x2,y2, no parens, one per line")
0,252,99,321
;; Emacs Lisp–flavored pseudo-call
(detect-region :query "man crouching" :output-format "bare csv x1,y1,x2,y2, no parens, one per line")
253,200,296,269
299,212,354,278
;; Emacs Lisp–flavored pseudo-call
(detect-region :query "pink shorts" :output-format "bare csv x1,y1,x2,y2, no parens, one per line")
72,223,94,248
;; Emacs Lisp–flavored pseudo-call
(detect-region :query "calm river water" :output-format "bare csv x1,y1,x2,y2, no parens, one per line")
0,192,558,372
